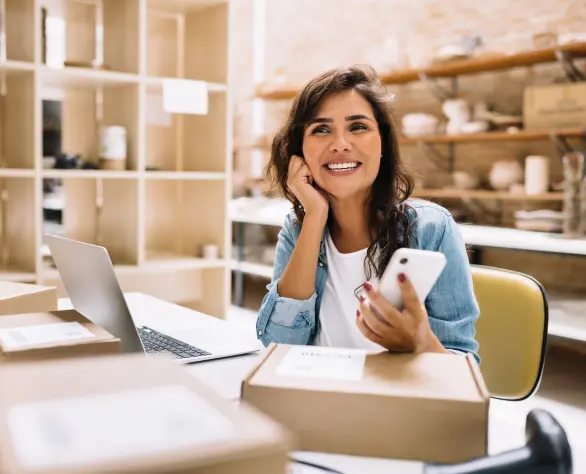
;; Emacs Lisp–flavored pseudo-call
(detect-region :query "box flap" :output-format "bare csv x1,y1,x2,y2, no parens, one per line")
247,345,486,403
0,282,57,316
241,343,278,397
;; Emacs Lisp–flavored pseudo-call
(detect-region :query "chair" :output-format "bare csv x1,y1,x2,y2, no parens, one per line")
471,265,549,400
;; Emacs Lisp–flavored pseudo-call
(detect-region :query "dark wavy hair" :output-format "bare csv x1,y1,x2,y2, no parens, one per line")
265,65,415,279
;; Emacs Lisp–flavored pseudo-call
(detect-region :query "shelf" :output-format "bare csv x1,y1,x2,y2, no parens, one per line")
548,296,586,342
413,189,563,201
144,171,226,180
144,251,225,271
255,42,586,100
41,66,141,88
401,129,586,145
42,170,140,179
0,169,36,178
0,269,37,283
148,0,227,12
142,76,227,92
231,260,273,279
0,69,35,169
43,178,140,266
6,0,35,62
3,60,35,72
145,179,226,261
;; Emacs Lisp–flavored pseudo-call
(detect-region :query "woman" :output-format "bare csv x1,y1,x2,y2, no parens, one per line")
256,65,480,362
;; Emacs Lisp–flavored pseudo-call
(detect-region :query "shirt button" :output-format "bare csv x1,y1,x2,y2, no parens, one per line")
318,262,324,267
258,330,263,336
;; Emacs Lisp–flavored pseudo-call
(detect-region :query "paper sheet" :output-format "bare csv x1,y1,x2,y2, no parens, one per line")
276,346,367,381
162,78,208,115
0,322,95,349
8,385,235,469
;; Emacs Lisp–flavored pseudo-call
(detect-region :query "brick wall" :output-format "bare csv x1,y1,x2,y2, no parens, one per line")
229,0,586,298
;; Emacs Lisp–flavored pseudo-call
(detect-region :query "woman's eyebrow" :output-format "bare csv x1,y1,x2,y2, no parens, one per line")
309,117,333,125
345,114,373,121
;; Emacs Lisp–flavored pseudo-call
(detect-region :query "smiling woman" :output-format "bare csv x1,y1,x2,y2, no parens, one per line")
257,65,480,362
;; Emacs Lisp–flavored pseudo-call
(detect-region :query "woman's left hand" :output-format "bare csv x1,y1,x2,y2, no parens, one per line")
356,274,448,354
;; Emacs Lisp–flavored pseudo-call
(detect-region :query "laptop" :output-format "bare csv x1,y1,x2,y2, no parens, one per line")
45,234,260,364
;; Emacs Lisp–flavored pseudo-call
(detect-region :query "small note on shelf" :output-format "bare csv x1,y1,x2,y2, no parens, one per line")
162,79,209,115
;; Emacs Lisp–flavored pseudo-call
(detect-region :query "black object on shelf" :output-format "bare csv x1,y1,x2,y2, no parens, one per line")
424,409,572,474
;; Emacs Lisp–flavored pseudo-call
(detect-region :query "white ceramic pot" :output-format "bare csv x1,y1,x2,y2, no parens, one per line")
452,171,480,190
489,160,524,191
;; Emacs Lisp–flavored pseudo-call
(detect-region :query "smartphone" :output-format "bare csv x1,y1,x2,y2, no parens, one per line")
378,248,447,310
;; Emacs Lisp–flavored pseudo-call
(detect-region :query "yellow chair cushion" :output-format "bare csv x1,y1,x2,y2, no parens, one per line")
472,266,547,400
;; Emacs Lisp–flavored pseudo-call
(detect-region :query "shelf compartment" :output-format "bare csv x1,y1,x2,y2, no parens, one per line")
145,179,226,261
145,86,227,172
0,177,36,280
54,83,140,170
412,188,563,201
6,0,35,62
42,0,141,74
0,70,35,169
42,177,139,266
147,2,228,84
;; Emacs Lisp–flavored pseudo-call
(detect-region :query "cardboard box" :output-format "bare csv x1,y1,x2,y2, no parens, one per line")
0,354,292,474
0,282,57,316
523,82,586,130
0,310,121,362
242,344,489,463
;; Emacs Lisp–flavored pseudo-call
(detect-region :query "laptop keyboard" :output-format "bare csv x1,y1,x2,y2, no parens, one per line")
138,326,211,359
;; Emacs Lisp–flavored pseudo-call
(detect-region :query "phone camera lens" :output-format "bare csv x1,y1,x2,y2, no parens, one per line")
400,258,408,264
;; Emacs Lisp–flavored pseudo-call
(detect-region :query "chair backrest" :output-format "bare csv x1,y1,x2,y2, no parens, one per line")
471,265,548,400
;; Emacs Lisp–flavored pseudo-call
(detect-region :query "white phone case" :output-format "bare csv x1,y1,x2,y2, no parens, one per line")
378,248,447,310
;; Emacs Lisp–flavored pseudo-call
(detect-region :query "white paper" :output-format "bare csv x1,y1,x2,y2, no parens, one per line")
8,385,235,469
0,322,95,349
146,92,173,126
276,346,366,381
162,78,208,115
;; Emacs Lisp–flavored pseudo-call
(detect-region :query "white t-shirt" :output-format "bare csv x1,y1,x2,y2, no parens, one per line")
315,232,383,350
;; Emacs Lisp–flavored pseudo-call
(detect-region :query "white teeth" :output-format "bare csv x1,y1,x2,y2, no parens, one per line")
326,162,359,171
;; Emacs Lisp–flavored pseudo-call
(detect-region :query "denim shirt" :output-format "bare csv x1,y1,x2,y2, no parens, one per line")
256,199,480,363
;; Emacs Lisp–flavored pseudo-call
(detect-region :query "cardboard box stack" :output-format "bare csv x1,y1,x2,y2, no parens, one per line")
242,344,489,463
0,354,292,474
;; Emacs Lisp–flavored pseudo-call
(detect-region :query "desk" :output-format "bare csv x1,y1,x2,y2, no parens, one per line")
58,293,585,473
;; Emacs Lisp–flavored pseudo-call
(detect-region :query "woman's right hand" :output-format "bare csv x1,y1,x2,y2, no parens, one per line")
287,155,329,221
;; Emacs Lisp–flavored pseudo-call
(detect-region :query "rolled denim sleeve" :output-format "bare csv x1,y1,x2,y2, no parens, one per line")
256,213,317,347
425,214,480,363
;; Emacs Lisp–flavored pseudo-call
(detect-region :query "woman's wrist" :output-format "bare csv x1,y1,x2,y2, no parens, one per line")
419,330,450,355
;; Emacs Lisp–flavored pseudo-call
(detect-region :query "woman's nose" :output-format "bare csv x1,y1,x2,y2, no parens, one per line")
329,131,351,153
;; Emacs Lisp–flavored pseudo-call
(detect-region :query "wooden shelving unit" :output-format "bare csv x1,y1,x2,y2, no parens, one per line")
254,42,586,100
0,0,232,317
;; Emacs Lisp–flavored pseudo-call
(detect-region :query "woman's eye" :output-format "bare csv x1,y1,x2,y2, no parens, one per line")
350,122,368,132
311,125,330,135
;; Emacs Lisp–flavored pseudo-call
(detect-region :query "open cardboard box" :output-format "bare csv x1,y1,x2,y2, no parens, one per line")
0,282,57,316
0,310,120,362
242,344,489,463
0,353,292,474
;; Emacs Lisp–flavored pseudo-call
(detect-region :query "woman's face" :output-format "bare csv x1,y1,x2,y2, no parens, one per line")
301,89,382,201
